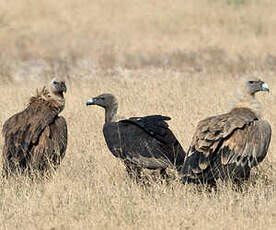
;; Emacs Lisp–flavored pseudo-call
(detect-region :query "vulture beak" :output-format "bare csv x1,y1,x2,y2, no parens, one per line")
61,82,67,93
262,82,270,92
86,98,95,106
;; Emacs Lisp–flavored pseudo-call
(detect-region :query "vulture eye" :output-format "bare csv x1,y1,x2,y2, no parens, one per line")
53,81,58,85
248,81,254,84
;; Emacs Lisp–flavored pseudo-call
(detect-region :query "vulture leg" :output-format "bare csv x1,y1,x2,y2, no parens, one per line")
125,161,142,181
2,162,12,178
160,168,169,180
2,154,28,178
229,165,251,184
181,176,201,184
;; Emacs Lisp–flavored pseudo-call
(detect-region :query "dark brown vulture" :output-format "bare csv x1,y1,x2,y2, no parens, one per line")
181,79,271,185
86,94,186,179
2,78,67,177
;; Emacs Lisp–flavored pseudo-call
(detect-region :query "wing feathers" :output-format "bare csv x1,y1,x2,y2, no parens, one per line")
2,99,67,175
103,115,186,170
120,115,172,144
181,108,271,183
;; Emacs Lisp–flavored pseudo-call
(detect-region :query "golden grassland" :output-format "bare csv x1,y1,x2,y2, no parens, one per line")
0,73,276,230
0,0,276,229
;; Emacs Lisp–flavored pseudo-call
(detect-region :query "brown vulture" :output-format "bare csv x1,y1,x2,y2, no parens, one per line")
181,79,271,185
86,93,186,179
2,78,67,177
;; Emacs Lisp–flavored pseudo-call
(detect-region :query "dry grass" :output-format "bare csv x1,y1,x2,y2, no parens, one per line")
0,0,276,229
0,73,275,230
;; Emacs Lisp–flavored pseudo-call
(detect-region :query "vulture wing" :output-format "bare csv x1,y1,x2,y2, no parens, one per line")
2,102,59,172
31,116,68,171
103,115,185,170
181,108,271,182
123,115,172,144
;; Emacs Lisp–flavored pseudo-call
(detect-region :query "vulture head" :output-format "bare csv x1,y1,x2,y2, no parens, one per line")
86,93,118,123
28,78,67,113
246,79,269,95
235,78,270,118
86,94,117,109
48,78,67,98
43,78,67,112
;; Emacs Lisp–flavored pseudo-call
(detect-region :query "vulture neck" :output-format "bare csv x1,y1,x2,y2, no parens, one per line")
105,104,118,123
234,92,262,118
31,87,65,113
50,92,65,112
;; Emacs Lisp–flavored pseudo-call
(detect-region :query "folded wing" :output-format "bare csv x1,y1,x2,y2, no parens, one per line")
181,108,271,183
103,115,186,170
2,101,67,175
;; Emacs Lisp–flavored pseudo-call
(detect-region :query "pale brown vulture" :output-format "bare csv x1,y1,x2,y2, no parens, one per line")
181,79,271,185
2,79,67,177
86,94,186,179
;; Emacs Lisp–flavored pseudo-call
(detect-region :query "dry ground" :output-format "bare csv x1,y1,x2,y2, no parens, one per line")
0,0,276,229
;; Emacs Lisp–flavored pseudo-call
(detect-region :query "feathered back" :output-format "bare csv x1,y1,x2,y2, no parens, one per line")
2,80,67,176
192,108,258,156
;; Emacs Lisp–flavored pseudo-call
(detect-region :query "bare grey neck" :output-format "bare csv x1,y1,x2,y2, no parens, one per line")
105,103,118,123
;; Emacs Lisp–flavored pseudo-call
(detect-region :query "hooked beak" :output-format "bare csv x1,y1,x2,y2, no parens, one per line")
61,82,67,93
262,82,270,92
86,98,95,106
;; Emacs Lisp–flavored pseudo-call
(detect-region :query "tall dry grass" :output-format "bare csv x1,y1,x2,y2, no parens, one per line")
0,0,276,229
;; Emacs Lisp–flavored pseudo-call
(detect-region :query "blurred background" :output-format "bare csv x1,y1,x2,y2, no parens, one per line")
1,0,276,82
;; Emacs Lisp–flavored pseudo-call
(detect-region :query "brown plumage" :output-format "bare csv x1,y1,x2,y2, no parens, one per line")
181,79,271,185
2,79,68,177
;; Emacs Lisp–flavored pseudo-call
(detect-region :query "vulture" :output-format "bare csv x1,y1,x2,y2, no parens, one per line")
181,79,271,185
86,94,186,179
2,79,68,177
